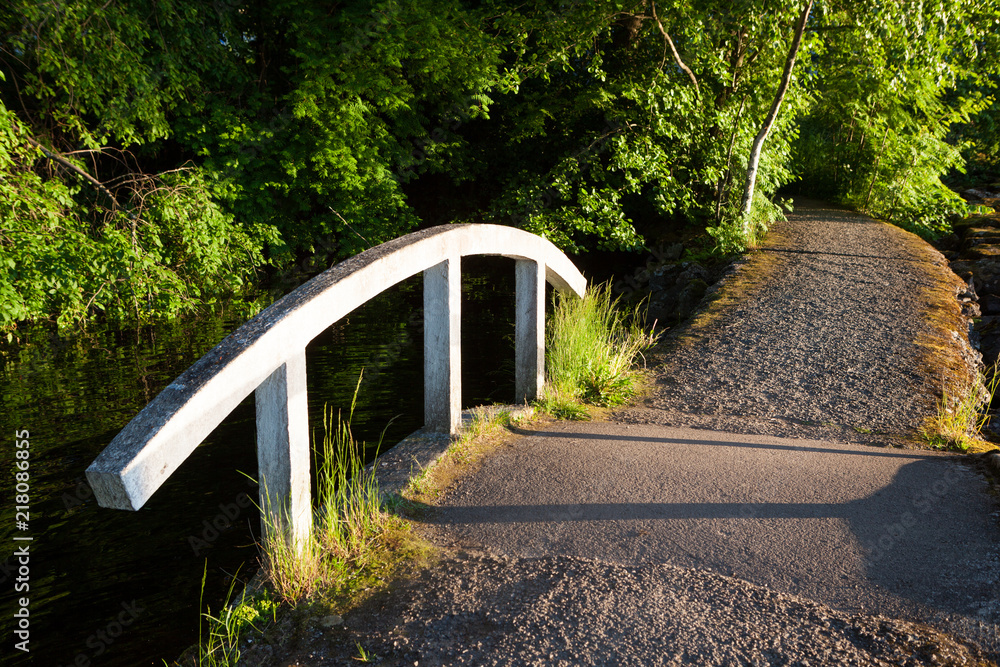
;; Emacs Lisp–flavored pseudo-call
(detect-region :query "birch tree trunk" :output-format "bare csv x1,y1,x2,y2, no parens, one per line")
738,0,814,236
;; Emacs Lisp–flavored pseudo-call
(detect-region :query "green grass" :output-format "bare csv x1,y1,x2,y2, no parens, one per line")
922,364,1000,453
542,282,658,411
354,642,377,662
185,374,424,665
170,563,278,667
257,373,416,604
452,406,513,463
533,389,591,420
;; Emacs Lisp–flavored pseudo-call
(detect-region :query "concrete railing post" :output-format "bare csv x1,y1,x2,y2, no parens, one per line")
515,259,546,403
424,257,462,434
254,350,312,552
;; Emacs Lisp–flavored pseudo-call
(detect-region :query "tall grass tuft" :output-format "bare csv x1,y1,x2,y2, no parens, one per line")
922,364,1000,452
545,282,658,407
257,493,328,602
257,372,408,606
313,375,391,566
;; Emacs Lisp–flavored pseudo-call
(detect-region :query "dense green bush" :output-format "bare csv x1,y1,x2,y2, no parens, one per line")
0,101,274,328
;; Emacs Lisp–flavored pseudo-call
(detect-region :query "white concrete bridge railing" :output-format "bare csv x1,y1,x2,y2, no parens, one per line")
86,224,587,548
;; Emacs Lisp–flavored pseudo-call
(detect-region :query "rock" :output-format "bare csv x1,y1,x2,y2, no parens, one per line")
627,252,726,327
958,276,977,302
677,263,712,286
948,260,980,278
657,242,684,262
677,278,709,319
962,300,982,318
649,265,682,293
937,233,960,251
982,295,1000,316
975,315,1000,366
647,301,669,323
963,243,1000,260
953,214,1000,230
318,614,344,627
964,227,1000,244
964,188,1000,202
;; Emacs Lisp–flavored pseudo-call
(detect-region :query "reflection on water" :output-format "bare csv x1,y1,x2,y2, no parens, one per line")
0,257,514,666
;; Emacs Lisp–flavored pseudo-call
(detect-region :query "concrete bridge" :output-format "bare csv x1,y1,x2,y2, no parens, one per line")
86,224,586,549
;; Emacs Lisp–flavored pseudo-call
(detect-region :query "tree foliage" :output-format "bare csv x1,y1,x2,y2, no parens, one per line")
793,0,999,237
1,0,998,329
0,0,274,327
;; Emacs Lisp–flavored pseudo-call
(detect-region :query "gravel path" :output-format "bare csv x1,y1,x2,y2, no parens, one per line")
252,545,997,666
617,199,977,445
252,202,999,666
419,422,1000,663
292,551,994,666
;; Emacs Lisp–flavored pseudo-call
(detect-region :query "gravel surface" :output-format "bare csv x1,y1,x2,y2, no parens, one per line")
616,199,977,446
250,551,995,666
421,421,1000,662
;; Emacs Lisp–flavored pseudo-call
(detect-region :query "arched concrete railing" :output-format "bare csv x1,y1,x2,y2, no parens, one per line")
86,224,586,549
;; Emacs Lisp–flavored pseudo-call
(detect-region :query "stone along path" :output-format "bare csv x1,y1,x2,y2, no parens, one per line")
258,203,1000,666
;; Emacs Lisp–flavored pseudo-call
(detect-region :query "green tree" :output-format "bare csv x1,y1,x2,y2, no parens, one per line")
2,0,996,330
189,0,505,262
737,0,813,235
0,0,277,329
793,0,999,238
463,0,816,253
0,0,502,328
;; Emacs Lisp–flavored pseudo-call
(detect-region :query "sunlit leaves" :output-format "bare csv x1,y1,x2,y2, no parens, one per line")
2,0,997,327
794,0,996,238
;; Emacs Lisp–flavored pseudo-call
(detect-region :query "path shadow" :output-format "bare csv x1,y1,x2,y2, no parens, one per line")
758,247,927,263
427,426,1000,634
508,424,933,460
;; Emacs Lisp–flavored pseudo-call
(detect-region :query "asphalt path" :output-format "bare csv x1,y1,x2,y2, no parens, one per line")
426,420,1000,655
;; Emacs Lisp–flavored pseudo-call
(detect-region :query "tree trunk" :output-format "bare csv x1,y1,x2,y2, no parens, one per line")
716,96,747,222
863,124,891,212
738,0,814,234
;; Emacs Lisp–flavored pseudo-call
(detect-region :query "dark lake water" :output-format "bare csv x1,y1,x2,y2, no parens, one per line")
0,256,518,666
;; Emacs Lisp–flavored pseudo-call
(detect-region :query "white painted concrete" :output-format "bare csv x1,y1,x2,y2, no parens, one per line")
254,351,312,550
515,259,546,403
424,257,462,433
85,224,587,544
